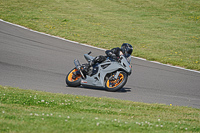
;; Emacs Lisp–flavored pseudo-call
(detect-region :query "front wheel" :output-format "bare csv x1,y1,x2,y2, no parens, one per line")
105,71,128,92
66,68,81,87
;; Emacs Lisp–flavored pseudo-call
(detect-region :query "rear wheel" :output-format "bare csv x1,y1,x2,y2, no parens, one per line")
66,68,81,87
105,71,128,92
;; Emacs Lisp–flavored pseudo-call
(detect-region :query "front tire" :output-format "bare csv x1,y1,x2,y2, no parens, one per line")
66,68,81,87
105,71,128,92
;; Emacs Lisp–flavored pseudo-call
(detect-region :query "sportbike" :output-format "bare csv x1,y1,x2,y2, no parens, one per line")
66,51,132,91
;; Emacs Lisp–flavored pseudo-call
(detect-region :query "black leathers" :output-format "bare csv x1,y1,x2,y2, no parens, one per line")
105,47,121,58
90,47,122,66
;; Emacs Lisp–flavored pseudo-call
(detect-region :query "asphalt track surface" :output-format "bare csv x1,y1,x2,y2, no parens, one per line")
1,20,200,109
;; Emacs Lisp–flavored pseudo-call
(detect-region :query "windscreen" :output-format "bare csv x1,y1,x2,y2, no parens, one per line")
126,56,131,64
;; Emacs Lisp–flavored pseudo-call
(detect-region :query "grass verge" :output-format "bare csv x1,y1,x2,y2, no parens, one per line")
0,85,200,132
0,0,200,70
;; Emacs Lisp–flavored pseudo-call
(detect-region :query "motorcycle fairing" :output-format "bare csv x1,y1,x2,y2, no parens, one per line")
81,55,131,88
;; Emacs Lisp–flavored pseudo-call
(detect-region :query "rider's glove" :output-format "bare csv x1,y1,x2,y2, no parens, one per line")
107,52,113,57
108,52,116,57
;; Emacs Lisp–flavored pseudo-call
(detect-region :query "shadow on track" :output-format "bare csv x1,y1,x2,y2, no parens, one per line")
66,85,131,93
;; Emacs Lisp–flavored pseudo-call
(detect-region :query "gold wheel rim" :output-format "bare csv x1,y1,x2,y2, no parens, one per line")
106,73,124,88
68,69,81,82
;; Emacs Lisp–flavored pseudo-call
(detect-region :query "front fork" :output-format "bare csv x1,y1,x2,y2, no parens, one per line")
114,71,120,79
109,71,120,81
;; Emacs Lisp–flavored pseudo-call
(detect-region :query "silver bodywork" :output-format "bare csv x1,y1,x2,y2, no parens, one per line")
75,53,132,88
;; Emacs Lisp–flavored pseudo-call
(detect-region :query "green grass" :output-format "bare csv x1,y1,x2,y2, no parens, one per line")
0,0,200,70
0,85,200,132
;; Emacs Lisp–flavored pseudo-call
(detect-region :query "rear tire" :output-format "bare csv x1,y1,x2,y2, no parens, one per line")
105,71,128,92
66,68,81,87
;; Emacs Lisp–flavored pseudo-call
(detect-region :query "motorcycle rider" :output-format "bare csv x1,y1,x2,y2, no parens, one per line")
90,43,133,66
106,43,133,59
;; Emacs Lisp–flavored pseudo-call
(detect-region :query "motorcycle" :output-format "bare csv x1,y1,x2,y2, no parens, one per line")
66,51,132,92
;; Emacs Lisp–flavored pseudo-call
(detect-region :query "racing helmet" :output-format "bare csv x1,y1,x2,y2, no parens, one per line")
121,43,133,58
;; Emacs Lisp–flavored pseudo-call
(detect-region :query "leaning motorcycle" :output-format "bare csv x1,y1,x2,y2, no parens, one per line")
66,52,132,92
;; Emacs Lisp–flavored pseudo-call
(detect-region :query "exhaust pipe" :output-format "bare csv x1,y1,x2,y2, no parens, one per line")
74,59,85,79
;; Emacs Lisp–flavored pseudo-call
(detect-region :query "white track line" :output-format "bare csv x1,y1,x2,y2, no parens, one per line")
1,19,200,74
